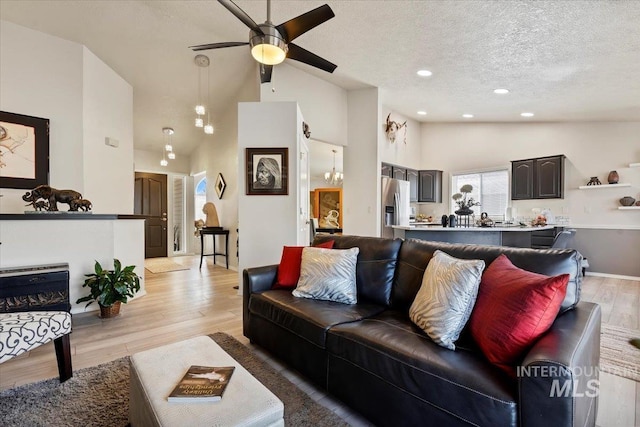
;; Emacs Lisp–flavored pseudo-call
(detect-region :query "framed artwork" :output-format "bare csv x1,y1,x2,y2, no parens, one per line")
215,172,227,199
246,147,288,195
0,111,50,189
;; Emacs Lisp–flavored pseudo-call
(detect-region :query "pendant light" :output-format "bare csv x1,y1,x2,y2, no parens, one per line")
324,149,343,186
204,57,214,135
194,55,209,128
161,127,175,165
163,127,174,152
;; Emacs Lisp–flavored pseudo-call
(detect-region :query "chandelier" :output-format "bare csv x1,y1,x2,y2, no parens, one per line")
324,149,343,186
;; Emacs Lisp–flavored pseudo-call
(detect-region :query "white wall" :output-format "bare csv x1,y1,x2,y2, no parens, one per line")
379,108,422,170
83,47,134,214
0,20,83,211
343,88,381,237
0,218,146,314
0,21,134,214
237,102,302,289
135,149,191,175
188,70,259,266
421,122,640,228
260,63,348,146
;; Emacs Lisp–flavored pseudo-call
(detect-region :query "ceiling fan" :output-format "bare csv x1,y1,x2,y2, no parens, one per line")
189,0,337,83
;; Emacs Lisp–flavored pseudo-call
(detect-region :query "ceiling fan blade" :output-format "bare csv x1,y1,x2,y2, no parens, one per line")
287,43,337,73
276,4,334,43
260,64,273,84
217,0,264,35
189,41,249,51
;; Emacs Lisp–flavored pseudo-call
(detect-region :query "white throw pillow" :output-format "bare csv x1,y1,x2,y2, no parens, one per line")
409,250,485,350
293,247,359,304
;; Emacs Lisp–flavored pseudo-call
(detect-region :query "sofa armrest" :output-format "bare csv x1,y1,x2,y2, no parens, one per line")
242,265,278,338
519,301,601,427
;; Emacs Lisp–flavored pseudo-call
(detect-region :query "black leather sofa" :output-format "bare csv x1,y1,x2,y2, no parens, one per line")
243,236,601,427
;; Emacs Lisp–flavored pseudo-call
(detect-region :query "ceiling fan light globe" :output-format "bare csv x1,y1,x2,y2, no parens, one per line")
250,27,287,65
251,43,286,65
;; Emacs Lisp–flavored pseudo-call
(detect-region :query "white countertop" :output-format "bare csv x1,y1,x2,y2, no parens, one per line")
395,225,557,232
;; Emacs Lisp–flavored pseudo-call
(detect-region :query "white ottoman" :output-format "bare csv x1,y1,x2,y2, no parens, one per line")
129,336,284,427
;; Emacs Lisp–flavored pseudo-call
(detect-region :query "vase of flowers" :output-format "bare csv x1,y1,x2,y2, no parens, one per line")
452,184,480,215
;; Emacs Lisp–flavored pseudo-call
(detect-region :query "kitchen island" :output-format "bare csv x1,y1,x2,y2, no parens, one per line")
393,224,558,248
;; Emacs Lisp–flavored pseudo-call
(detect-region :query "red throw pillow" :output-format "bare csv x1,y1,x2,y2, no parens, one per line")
469,254,569,373
273,240,335,289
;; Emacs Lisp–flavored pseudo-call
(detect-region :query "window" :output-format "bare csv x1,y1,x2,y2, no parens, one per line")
194,173,207,221
451,169,509,218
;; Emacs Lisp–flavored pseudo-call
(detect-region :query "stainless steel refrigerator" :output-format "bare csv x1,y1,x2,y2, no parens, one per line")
381,177,410,239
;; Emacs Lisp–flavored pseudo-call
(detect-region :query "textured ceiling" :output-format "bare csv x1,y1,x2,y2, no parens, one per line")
1,0,639,166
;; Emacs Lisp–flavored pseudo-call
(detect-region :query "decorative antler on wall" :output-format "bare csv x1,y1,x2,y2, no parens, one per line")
385,114,407,144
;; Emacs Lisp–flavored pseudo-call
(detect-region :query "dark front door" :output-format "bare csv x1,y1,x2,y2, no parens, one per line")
134,172,168,258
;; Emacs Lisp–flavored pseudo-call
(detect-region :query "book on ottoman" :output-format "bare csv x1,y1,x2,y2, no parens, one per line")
168,365,235,403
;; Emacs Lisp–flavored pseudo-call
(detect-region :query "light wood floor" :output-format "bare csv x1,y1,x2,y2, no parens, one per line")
1,256,638,427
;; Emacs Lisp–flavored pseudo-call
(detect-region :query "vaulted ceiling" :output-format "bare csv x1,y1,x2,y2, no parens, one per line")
2,0,639,166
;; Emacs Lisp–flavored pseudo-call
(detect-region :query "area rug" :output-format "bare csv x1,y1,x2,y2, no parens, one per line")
144,257,189,273
0,333,349,427
600,323,640,382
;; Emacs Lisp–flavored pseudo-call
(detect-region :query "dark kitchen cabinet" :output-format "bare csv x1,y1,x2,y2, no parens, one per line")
392,166,406,180
418,170,442,203
511,155,565,200
381,163,393,178
511,159,534,199
407,168,418,202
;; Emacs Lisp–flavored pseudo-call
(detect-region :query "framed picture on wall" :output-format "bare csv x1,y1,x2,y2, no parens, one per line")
246,147,288,195
215,173,226,199
0,111,50,189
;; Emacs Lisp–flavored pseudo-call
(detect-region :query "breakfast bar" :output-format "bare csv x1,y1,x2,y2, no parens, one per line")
393,225,558,248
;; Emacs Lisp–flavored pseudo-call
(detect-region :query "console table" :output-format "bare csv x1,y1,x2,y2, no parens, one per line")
199,227,229,269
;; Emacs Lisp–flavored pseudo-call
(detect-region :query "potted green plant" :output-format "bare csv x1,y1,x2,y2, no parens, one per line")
76,259,141,318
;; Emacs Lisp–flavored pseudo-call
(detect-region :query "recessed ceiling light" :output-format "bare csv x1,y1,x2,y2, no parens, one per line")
462,114,474,118
417,111,427,115
521,112,534,117
417,70,432,77
493,88,510,94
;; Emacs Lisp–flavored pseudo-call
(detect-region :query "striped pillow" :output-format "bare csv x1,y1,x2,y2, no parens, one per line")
409,250,485,350
293,247,359,304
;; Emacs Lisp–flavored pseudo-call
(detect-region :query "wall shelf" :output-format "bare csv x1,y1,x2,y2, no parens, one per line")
618,206,640,210
630,163,640,168
578,183,631,190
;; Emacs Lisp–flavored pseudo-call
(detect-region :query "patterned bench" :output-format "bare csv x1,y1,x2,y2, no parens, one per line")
0,311,72,382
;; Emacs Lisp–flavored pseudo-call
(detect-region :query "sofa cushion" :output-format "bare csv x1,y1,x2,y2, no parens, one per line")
393,239,581,313
409,250,484,350
293,247,359,304
273,240,335,289
313,235,402,307
469,254,569,372
327,311,517,427
248,290,384,348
